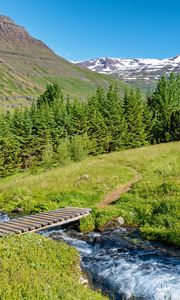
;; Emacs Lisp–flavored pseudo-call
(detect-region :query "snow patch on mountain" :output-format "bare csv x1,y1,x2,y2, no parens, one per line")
73,56,180,82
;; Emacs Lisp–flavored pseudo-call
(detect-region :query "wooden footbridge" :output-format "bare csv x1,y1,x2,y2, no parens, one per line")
0,207,91,236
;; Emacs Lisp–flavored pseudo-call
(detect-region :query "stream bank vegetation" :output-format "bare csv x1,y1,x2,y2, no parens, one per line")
0,234,107,299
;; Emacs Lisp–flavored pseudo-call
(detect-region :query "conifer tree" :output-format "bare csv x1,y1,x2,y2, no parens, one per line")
0,78,178,178
148,73,180,142
124,89,147,147
0,134,21,177
37,83,62,107
10,109,34,169
103,85,126,151
87,94,110,153
69,99,88,136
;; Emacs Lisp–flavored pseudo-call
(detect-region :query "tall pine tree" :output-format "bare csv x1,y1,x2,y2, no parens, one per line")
124,89,147,148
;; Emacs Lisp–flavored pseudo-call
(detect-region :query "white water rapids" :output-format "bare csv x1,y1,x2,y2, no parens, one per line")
42,227,180,300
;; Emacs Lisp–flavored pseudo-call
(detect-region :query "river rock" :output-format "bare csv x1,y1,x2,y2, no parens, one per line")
116,217,125,226
104,217,125,230
80,276,88,285
11,207,24,213
104,220,118,230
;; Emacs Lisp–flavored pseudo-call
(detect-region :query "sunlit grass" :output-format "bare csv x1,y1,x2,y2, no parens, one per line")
0,141,179,243
0,156,133,213
0,234,107,300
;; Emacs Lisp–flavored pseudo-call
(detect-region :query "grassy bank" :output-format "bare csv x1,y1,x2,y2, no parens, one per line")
0,234,107,300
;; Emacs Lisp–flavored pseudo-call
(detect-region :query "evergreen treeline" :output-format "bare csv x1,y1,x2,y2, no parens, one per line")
0,74,179,177
148,73,180,143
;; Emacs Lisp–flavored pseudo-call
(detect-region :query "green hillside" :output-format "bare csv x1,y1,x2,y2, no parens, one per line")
0,16,127,104
0,55,127,98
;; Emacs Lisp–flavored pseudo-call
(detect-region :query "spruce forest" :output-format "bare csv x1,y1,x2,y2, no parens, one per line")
0,73,179,178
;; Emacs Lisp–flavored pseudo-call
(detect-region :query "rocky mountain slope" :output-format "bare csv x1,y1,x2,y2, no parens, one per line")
0,16,53,54
0,16,126,103
74,56,180,90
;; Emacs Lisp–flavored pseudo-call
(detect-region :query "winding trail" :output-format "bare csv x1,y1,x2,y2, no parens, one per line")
98,168,141,208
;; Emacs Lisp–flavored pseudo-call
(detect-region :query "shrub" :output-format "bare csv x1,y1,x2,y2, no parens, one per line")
41,140,54,170
141,225,180,246
152,200,175,215
79,215,95,232
94,208,121,230
70,134,92,162
56,138,71,166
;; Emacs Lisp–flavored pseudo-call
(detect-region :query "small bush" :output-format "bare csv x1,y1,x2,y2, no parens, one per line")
70,134,92,162
152,200,175,215
56,138,71,166
157,182,179,196
41,141,54,170
141,225,180,246
79,215,95,232
94,208,121,230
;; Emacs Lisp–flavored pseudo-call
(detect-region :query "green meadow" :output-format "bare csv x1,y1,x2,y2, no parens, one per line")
0,141,179,244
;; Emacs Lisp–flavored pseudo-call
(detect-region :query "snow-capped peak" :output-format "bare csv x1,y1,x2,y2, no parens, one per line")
72,56,180,82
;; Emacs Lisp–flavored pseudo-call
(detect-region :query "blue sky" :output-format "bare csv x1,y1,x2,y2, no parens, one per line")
0,0,180,60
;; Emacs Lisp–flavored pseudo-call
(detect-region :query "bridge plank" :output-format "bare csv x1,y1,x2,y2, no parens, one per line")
20,213,80,223
0,224,22,234
39,211,82,217
0,223,29,232
39,210,77,215
9,219,45,228
25,215,69,221
4,220,37,231
42,208,89,215
0,229,13,235
17,217,52,225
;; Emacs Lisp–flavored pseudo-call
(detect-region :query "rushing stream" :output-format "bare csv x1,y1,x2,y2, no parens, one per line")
41,226,180,300
0,212,179,300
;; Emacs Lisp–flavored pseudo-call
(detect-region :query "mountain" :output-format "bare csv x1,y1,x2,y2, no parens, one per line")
0,16,126,103
74,56,180,91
